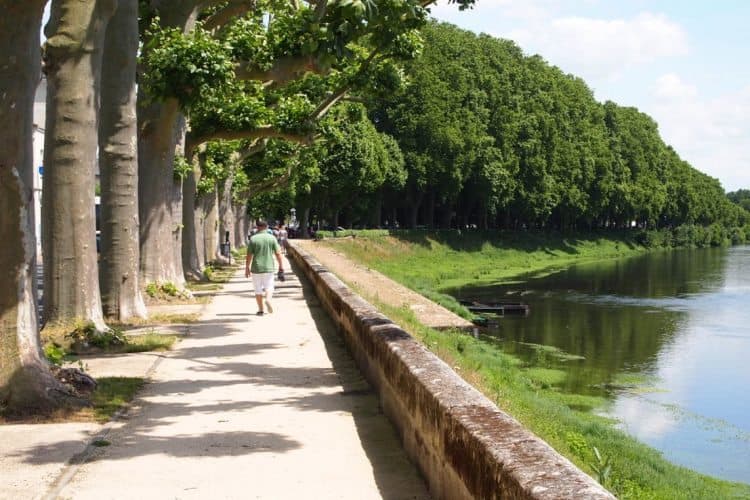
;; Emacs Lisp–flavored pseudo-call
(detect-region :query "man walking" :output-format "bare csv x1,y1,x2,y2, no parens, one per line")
245,220,284,315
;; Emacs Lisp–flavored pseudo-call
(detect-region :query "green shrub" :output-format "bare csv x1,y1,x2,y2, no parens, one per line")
161,282,179,296
66,323,128,349
44,343,67,366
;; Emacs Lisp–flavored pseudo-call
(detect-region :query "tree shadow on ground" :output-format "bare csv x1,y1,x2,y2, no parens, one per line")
14,263,429,498
289,258,430,499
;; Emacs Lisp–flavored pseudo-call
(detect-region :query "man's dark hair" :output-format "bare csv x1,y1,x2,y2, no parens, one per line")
256,220,268,228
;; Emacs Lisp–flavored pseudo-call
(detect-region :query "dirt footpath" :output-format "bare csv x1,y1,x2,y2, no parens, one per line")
293,239,474,332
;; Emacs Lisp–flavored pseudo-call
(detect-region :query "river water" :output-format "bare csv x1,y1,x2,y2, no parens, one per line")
456,245,750,484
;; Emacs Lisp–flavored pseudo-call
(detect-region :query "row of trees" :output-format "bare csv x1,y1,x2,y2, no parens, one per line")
0,0,473,413
264,22,748,232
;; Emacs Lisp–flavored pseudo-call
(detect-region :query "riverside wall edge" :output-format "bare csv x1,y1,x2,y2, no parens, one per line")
288,241,615,500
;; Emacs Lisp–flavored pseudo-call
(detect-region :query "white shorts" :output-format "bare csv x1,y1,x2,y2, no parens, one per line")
252,272,275,295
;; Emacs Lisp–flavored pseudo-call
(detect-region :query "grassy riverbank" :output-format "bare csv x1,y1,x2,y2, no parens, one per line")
319,231,750,499
322,230,653,318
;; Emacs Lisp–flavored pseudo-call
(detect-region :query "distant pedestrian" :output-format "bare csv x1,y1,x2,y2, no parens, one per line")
245,220,284,316
277,224,288,254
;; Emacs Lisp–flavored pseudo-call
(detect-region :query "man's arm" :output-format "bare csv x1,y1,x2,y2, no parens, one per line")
275,249,284,272
245,250,254,278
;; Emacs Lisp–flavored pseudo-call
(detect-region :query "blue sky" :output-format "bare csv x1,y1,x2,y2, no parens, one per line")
429,0,750,192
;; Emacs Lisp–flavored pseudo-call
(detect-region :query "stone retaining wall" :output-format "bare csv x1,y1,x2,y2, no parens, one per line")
288,241,615,500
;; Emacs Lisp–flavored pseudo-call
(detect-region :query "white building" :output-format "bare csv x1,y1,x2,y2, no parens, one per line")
32,78,46,257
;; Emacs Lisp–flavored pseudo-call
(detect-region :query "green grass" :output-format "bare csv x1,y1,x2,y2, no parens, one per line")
371,300,750,499
114,313,200,327
322,230,650,300
328,232,750,499
90,377,145,423
123,332,177,353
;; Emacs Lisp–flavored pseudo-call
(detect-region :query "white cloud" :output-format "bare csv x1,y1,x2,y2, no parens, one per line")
429,0,554,23
504,12,689,81
649,75,750,190
653,73,698,100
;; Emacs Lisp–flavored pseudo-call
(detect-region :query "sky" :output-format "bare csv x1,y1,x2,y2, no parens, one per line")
429,0,750,192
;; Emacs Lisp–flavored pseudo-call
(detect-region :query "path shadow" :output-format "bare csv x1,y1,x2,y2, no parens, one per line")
287,258,430,498
16,263,429,498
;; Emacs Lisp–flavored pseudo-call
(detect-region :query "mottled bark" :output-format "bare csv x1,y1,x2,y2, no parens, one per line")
218,175,234,261
0,1,86,412
99,0,146,320
42,0,116,330
182,165,202,280
194,193,207,272
137,1,196,287
202,187,220,263
233,202,248,248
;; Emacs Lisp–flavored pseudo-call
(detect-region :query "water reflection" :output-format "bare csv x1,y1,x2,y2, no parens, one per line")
455,246,750,484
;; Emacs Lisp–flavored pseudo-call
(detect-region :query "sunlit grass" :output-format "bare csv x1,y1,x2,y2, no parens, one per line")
123,332,177,353
89,377,145,422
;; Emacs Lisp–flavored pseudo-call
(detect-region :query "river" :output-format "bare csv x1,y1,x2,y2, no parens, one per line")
456,245,750,484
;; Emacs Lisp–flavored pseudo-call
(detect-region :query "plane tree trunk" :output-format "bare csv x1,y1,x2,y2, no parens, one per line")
99,0,146,320
137,2,197,287
202,187,220,263
182,164,202,280
42,0,116,330
0,1,87,413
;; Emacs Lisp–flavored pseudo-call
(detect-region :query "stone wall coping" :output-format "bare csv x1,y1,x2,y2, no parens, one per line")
289,241,615,500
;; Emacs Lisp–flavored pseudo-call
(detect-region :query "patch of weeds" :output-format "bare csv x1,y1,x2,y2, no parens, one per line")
66,322,128,352
44,343,67,366
556,393,607,413
124,332,177,353
590,446,613,487
145,313,200,324
523,367,567,388
92,439,111,447
144,282,191,302
90,377,144,423
203,264,214,281
187,282,222,292
518,341,585,363
161,282,180,296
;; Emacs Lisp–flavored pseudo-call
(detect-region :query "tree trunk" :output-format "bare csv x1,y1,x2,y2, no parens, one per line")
0,1,87,413
42,0,116,330
426,191,435,229
233,202,247,248
218,174,234,261
137,98,186,286
202,187,219,264
370,191,383,228
194,192,207,273
407,189,424,229
440,203,453,229
299,205,311,239
98,0,146,320
137,2,197,287
181,164,202,280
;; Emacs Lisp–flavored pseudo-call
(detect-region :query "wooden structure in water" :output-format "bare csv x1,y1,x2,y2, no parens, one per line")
460,300,530,316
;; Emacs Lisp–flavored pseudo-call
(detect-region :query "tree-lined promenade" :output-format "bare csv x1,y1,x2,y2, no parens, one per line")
2,3,749,497
1,0,474,414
